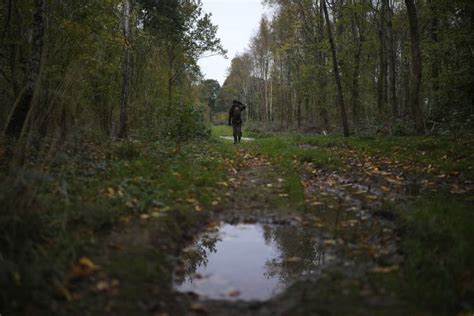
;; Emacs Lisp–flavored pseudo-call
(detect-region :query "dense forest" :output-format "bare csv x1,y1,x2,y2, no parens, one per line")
0,1,473,315
219,0,473,136
0,0,225,158
1,1,473,150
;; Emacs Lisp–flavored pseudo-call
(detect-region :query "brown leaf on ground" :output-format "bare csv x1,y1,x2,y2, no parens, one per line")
370,265,399,273
227,289,241,297
189,303,208,314
285,256,302,263
95,279,120,294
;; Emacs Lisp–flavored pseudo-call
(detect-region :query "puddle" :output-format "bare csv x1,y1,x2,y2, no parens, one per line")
173,223,331,301
219,136,255,142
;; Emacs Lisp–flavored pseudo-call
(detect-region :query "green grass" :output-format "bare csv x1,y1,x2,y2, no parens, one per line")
0,137,232,313
292,134,474,178
397,193,474,314
213,125,474,313
229,123,474,179
2,126,473,313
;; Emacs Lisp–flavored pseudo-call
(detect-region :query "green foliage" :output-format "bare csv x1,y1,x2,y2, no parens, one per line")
112,140,143,160
164,104,210,151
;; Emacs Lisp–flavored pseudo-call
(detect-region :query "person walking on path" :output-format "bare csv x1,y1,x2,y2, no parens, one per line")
228,100,247,144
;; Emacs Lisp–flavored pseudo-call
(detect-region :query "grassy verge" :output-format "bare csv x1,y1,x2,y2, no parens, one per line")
217,125,474,312
0,137,232,313
397,193,474,314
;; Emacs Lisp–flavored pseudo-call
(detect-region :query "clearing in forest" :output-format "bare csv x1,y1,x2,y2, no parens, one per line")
3,126,470,315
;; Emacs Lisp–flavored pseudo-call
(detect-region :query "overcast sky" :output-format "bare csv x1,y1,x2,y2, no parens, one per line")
198,0,269,85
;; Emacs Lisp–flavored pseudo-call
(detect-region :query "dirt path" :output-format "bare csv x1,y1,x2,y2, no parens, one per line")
176,149,411,316
63,147,418,315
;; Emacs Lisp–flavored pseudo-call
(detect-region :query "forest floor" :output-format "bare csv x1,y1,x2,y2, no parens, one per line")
1,126,473,315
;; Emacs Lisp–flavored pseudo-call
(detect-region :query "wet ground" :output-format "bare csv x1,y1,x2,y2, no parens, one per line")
173,222,333,301
166,149,409,315
61,147,420,315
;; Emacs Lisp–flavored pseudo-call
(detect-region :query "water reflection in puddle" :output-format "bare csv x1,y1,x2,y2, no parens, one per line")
173,223,329,301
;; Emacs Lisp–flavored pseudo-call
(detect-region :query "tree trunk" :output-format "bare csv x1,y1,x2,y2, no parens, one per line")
322,0,349,137
350,8,363,133
377,0,388,114
4,0,45,138
118,0,131,139
405,0,424,134
428,0,439,115
386,0,397,117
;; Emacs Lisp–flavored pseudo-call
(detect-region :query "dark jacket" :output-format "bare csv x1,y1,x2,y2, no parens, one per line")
229,103,246,126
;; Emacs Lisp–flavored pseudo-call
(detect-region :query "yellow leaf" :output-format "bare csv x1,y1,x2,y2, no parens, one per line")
71,256,99,279
79,257,98,271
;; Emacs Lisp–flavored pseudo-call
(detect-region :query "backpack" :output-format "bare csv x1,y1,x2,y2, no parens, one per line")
232,106,242,124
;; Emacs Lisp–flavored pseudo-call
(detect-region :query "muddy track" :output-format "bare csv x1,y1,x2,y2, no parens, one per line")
63,147,416,316
172,148,412,316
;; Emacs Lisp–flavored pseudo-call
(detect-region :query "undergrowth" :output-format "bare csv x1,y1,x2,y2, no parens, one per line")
398,193,474,314
0,137,231,313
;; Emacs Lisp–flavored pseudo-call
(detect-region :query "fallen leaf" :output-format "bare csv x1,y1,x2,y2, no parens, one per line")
227,289,241,297
70,256,99,279
323,239,336,246
370,265,399,273
285,256,302,263
186,197,197,204
189,303,207,313
96,279,120,293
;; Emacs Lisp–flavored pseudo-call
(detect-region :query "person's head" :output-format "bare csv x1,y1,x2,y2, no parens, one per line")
233,100,242,106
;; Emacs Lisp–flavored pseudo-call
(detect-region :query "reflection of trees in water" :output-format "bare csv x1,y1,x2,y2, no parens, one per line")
174,224,325,286
174,230,221,285
264,225,325,283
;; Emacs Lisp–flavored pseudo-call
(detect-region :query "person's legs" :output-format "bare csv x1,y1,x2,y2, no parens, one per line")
237,125,242,143
232,124,238,144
